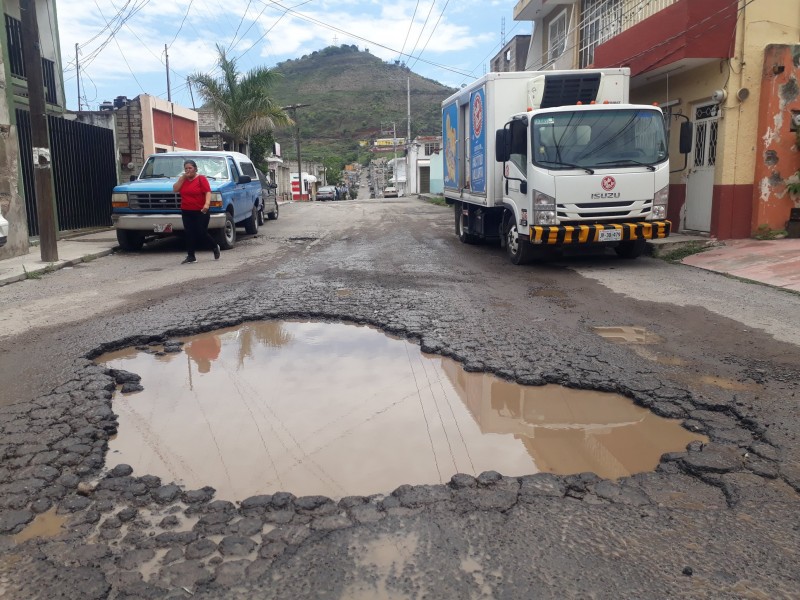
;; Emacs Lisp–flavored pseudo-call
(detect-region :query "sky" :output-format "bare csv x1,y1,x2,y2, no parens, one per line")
56,0,529,112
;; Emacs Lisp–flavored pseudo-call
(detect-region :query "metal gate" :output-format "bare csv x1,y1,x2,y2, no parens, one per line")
16,109,116,236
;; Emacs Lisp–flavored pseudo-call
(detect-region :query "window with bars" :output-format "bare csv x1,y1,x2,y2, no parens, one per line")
579,0,623,68
548,10,569,63
5,14,60,105
424,142,440,156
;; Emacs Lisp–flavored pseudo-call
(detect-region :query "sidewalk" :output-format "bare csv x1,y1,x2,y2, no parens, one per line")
1,224,798,292
0,228,119,286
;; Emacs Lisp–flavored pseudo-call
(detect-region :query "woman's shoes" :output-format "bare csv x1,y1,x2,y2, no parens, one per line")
181,256,197,264
213,245,221,260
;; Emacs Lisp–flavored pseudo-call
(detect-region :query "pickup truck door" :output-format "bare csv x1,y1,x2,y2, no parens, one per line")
228,158,246,221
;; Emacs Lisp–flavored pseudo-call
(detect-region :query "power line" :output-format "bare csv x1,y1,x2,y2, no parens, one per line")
405,0,438,66
397,0,421,64
168,0,195,49
406,0,450,71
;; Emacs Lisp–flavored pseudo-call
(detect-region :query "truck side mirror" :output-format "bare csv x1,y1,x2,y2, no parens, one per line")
679,122,693,154
239,175,252,184
495,129,511,162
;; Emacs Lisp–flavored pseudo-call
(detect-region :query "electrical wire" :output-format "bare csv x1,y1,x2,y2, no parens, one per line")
405,0,437,66
397,0,421,64
168,0,196,50
406,0,449,71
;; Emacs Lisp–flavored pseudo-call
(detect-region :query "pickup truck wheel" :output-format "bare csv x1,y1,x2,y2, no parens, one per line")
214,212,236,250
614,239,646,259
267,202,279,220
454,202,478,244
505,215,533,265
244,205,259,235
116,229,144,252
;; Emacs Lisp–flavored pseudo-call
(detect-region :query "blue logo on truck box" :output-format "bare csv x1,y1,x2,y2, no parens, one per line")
443,102,458,190
470,88,486,194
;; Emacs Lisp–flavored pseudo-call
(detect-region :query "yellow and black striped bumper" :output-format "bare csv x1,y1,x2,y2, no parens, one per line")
530,221,671,245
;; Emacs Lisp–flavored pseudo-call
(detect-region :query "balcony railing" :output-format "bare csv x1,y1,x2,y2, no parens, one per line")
5,13,60,105
620,0,676,30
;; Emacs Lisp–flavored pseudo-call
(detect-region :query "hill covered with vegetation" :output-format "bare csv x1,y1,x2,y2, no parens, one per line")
268,45,456,166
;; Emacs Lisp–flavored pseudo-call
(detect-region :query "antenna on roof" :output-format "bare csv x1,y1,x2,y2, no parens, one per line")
501,17,506,46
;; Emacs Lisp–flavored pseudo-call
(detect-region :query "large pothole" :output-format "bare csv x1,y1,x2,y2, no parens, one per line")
97,321,705,500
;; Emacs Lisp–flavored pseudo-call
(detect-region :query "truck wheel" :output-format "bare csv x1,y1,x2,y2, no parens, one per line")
244,205,259,235
505,214,533,265
214,212,236,250
116,229,144,252
614,239,646,259
454,202,478,244
267,202,279,220
257,205,265,226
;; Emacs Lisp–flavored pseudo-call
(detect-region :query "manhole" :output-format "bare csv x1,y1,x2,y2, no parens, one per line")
98,321,705,500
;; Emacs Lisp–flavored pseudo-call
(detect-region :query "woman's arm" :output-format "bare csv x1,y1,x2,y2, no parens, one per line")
201,191,211,214
172,174,186,192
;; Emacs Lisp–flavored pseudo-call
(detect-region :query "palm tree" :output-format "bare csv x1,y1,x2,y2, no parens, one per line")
189,44,292,155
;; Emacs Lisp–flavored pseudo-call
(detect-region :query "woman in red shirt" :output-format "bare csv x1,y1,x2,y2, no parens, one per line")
173,159,220,264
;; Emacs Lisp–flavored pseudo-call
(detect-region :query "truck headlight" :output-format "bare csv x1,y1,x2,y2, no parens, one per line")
533,191,557,225
209,192,223,209
111,193,128,208
534,191,556,211
652,186,668,219
536,211,557,225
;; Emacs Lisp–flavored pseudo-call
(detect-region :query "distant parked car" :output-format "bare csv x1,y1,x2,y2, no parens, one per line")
383,186,398,198
0,211,8,248
317,185,337,201
255,168,279,224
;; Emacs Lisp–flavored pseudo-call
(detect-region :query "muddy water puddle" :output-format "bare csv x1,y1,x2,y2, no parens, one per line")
98,321,705,500
13,509,66,544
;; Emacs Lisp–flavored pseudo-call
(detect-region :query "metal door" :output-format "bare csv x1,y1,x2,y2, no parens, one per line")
419,167,430,193
684,101,719,232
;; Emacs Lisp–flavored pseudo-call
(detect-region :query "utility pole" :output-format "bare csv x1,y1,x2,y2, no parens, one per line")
282,104,310,200
75,43,81,111
20,0,58,262
407,77,411,195
165,44,175,150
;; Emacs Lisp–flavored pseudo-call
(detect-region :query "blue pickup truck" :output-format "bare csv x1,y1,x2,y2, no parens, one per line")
111,151,266,251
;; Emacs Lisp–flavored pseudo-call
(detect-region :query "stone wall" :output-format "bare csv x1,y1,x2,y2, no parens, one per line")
113,99,146,184
0,51,28,259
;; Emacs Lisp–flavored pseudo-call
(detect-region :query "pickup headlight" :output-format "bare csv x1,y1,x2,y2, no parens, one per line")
111,193,128,208
652,186,668,219
209,192,223,209
533,191,557,225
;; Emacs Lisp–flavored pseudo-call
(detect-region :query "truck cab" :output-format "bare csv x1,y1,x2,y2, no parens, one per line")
111,151,262,251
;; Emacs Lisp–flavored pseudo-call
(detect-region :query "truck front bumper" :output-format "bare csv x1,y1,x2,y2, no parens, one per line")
530,220,671,245
112,213,226,231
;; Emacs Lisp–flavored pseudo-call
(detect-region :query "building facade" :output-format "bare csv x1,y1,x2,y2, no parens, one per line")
0,0,66,258
490,35,532,73
407,136,443,195
514,0,800,239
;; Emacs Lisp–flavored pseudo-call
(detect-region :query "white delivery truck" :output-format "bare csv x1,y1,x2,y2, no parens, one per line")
442,68,690,264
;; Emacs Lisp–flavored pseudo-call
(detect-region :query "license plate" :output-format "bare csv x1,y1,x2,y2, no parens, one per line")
154,224,173,233
598,229,622,242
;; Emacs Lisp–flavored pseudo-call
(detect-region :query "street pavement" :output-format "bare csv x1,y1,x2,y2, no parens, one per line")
2,215,799,292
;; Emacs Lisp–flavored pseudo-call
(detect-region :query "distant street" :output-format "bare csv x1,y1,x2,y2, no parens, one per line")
0,197,798,598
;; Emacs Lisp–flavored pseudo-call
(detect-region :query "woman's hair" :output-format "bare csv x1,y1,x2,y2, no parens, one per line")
184,159,198,170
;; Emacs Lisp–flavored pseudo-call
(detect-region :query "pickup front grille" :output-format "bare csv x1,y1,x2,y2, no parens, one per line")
128,192,181,210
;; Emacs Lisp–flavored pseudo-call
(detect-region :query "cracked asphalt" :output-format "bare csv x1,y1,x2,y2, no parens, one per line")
0,197,798,599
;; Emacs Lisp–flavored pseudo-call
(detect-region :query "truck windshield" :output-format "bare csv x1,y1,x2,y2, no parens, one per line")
140,156,230,180
531,109,667,170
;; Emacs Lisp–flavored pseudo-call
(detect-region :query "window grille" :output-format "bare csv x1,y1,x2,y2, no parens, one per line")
579,0,622,68
548,10,568,63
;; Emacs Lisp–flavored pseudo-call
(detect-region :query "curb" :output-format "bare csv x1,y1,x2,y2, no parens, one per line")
0,247,118,287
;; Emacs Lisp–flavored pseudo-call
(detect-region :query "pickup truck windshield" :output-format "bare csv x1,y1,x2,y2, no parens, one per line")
140,156,230,180
532,109,667,170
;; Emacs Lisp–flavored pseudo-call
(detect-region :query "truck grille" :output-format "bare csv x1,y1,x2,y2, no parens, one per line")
128,192,181,210
557,199,652,221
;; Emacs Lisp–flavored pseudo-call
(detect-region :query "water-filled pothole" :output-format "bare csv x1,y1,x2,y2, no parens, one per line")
98,321,705,499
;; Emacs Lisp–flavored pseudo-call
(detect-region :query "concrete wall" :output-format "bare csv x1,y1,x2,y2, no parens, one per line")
0,63,26,259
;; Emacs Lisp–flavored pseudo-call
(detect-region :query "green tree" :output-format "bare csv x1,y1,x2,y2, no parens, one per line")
189,44,292,155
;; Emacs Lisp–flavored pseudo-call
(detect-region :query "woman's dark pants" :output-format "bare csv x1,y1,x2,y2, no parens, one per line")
181,210,216,259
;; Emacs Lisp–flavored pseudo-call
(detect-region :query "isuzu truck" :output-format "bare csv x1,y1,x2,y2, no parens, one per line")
442,68,685,264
